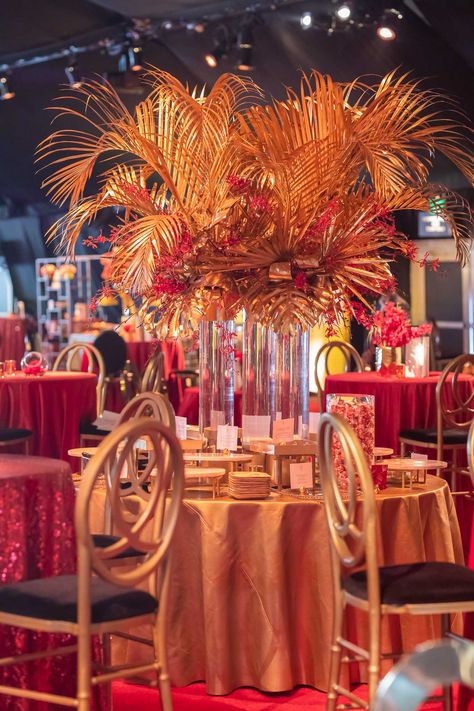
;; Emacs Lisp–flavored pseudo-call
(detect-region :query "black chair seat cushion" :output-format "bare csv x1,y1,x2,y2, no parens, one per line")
0,428,32,442
92,534,143,559
343,562,474,606
0,575,157,623
80,421,109,437
399,428,467,445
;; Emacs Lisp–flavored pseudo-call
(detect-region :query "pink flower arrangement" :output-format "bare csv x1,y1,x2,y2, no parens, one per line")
370,302,432,347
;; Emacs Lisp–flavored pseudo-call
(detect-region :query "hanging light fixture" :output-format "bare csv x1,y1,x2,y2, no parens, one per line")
204,25,232,68
236,22,254,71
65,57,82,88
0,75,15,101
336,3,351,20
377,7,403,40
300,11,313,29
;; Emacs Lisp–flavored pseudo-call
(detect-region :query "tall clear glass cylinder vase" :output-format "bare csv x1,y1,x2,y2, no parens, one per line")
242,319,309,442
199,320,235,433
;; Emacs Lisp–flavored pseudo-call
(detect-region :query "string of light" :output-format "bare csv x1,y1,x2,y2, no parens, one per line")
0,1,405,101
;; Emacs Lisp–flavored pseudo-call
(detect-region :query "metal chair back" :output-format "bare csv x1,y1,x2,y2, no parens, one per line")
315,340,364,410
53,342,105,417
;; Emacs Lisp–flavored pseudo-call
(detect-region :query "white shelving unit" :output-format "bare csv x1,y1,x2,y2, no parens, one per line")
36,256,102,351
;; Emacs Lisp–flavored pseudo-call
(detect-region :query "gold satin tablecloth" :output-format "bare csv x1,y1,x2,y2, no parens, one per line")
91,476,463,694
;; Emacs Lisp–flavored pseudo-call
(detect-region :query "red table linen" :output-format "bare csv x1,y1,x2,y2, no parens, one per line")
126,339,185,378
0,316,25,366
0,372,97,464
324,371,474,454
0,455,103,709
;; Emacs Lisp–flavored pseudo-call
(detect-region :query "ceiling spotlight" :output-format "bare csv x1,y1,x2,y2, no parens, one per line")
377,23,396,39
0,75,15,100
336,4,351,20
377,8,402,40
65,59,82,88
162,20,174,31
204,25,232,68
300,11,313,29
236,23,254,71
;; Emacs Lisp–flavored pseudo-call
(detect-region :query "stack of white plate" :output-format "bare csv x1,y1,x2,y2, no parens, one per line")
228,471,272,499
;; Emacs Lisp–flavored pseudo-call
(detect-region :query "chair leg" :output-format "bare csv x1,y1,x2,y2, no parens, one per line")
367,607,381,706
327,593,345,711
24,438,30,455
77,617,92,711
153,615,173,711
441,614,453,711
400,441,406,457
451,450,458,492
102,633,112,711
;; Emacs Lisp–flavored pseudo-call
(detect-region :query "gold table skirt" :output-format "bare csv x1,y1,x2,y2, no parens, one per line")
91,476,463,694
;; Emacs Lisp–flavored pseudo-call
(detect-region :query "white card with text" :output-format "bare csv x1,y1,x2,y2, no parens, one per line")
272,417,294,442
175,416,187,440
410,452,428,461
309,412,320,434
290,461,313,489
216,425,238,452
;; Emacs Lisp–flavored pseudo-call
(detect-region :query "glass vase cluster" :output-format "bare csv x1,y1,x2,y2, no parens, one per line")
241,319,309,441
375,345,404,378
199,318,235,432
326,393,375,487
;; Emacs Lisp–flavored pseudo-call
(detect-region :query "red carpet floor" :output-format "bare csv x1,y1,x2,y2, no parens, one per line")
113,681,461,710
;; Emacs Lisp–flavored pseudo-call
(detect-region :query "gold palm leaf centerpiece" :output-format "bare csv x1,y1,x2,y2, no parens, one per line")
39,68,474,335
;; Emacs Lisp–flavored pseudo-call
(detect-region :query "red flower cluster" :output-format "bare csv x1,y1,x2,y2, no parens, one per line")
410,323,433,338
294,270,309,291
226,175,251,194
152,275,187,296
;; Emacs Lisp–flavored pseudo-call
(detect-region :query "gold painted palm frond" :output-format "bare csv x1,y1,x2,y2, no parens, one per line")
38,67,474,335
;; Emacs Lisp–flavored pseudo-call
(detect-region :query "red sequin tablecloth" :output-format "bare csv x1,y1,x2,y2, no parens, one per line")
0,372,97,464
324,371,474,454
0,455,102,709
0,316,25,366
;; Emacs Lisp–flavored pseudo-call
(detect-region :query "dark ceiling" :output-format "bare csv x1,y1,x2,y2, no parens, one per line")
1,0,474,205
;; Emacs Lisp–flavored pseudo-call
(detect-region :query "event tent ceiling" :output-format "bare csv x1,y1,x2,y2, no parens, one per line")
1,0,474,203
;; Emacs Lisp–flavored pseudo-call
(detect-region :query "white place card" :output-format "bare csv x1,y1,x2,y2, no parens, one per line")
290,461,313,490
175,416,188,440
242,414,271,442
217,425,238,452
309,412,320,434
210,410,225,429
410,452,428,461
93,409,120,432
272,417,294,442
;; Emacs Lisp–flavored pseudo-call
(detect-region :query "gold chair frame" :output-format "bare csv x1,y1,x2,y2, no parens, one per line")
318,411,474,711
0,417,184,711
314,341,364,411
399,354,474,489
53,342,106,418
119,391,176,431
141,350,165,394
467,419,474,486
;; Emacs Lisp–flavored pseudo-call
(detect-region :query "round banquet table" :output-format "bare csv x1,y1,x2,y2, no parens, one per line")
95,475,463,695
0,455,103,708
177,386,243,426
0,371,97,465
0,316,25,366
324,371,474,454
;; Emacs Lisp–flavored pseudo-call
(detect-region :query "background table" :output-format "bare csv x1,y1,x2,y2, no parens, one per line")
99,476,462,695
0,455,102,708
0,316,25,366
126,339,185,377
324,371,474,454
0,372,97,464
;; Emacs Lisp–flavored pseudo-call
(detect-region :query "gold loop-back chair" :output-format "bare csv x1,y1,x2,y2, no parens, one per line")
0,417,184,711
399,354,474,489
53,342,106,418
318,411,474,711
141,350,165,394
314,340,364,411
